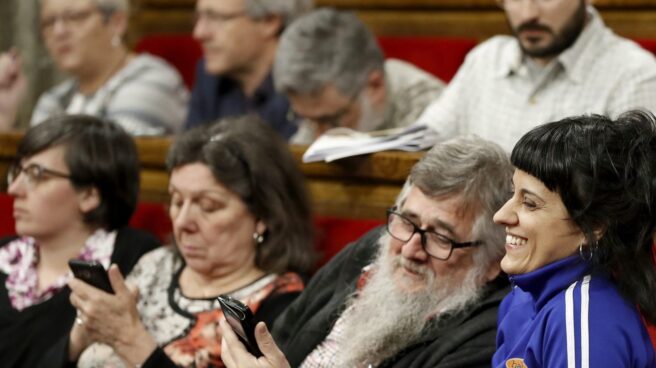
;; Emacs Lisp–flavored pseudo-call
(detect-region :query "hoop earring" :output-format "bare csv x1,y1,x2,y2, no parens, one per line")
579,243,593,261
253,232,264,244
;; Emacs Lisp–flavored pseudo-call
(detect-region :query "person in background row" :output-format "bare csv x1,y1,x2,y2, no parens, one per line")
493,110,656,367
0,114,159,368
416,0,656,152
275,8,445,144
185,0,312,139
65,116,316,368
0,0,188,135
222,135,513,367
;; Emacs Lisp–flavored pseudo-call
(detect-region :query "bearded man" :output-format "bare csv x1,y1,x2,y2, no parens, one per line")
416,0,656,152
220,135,513,367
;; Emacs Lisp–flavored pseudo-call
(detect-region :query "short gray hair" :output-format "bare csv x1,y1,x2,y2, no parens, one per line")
395,135,512,269
40,0,129,17
273,8,384,97
246,0,313,28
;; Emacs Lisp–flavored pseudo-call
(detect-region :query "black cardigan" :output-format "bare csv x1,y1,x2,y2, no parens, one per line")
0,227,159,368
272,227,510,368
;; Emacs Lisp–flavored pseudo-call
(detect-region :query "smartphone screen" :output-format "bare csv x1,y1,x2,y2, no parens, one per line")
218,294,263,357
68,259,114,294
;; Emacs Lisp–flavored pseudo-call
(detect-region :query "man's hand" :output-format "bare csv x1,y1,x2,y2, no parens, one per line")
68,264,157,366
220,319,291,368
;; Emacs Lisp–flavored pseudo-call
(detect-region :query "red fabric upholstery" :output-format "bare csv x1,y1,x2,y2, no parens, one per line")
128,202,173,244
635,38,656,55
134,34,203,89
313,216,385,268
134,34,478,88
0,194,15,238
377,36,478,82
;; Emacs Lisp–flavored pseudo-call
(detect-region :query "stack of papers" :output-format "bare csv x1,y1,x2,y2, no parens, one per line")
302,125,438,163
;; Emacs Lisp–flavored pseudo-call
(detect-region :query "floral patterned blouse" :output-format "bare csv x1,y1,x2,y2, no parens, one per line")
0,229,116,310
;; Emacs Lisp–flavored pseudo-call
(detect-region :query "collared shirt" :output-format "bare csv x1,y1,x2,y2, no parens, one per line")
417,7,656,152
185,59,298,139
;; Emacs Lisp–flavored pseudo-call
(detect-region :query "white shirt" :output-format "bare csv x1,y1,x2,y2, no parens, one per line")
416,7,656,152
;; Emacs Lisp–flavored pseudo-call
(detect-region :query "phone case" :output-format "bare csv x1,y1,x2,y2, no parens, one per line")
217,294,263,357
68,259,114,294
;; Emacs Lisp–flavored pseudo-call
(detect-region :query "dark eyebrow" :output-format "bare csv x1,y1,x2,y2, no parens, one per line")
518,188,545,202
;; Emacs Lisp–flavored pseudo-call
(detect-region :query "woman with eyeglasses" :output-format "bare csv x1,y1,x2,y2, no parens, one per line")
64,115,315,368
0,114,159,367
492,111,656,367
0,0,188,134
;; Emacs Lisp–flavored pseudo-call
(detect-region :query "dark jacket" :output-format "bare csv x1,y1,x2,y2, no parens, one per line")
273,227,510,368
0,227,159,368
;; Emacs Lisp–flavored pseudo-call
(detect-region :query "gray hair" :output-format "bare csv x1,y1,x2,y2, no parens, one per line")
273,8,384,97
246,0,313,29
395,135,512,270
39,0,129,18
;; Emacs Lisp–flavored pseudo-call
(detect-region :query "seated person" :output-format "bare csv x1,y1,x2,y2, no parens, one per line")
275,8,445,144
417,1,656,152
493,111,656,366
0,0,188,135
185,0,312,139
222,135,513,367
64,116,316,367
0,114,160,368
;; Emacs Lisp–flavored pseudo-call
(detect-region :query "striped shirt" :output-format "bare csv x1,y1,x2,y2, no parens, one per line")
417,6,656,152
30,54,189,136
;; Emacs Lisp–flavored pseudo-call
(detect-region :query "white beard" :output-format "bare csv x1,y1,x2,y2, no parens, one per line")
335,235,484,367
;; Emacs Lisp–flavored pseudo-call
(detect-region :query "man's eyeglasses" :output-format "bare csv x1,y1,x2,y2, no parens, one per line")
40,8,99,34
7,163,71,189
496,0,558,10
309,94,359,129
386,208,482,260
194,9,247,27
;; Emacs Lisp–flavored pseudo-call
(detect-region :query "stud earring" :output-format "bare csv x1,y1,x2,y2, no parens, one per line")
253,232,264,244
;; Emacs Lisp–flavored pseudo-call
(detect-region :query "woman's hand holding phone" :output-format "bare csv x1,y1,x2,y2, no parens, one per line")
67,264,157,365
220,319,291,368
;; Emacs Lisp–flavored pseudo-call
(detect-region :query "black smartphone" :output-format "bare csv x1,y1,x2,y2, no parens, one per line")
68,259,114,294
217,294,263,357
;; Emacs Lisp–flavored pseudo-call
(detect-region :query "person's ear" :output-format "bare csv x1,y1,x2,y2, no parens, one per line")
78,186,101,214
255,219,267,237
362,69,386,107
107,11,128,39
259,15,284,39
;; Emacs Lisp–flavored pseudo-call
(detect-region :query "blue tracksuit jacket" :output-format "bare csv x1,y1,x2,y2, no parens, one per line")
493,255,656,368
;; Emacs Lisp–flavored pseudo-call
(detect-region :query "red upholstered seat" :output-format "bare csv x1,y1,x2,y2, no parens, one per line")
377,36,478,82
0,194,15,238
134,34,203,89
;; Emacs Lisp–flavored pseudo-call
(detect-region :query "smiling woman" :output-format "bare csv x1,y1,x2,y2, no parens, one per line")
492,110,656,367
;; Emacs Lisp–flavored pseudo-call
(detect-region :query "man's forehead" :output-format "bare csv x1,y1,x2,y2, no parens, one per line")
196,0,244,10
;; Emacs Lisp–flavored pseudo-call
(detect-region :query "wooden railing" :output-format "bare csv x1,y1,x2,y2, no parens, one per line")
127,0,656,45
0,133,422,220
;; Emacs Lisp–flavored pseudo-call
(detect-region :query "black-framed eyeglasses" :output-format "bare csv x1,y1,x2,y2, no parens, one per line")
7,163,71,189
386,208,482,260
